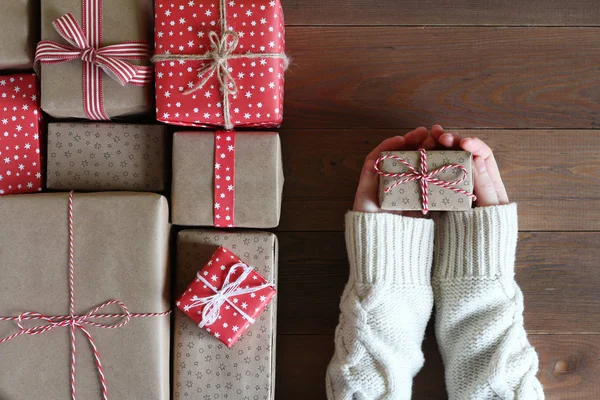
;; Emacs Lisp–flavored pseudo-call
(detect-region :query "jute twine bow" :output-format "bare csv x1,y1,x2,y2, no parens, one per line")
151,0,289,130
183,262,274,328
374,148,477,214
0,192,170,400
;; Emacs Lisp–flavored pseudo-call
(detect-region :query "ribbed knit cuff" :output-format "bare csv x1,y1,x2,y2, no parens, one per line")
434,203,519,279
345,212,434,285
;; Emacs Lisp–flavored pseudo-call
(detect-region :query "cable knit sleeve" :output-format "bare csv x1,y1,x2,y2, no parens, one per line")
326,211,435,400
433,204,545,400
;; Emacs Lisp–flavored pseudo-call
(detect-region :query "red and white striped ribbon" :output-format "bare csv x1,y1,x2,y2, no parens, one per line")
374,148,477,214
35,0,152,120
0,192,170,400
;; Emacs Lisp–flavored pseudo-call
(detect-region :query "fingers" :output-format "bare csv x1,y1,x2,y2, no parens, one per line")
353,159,380,212
430,124,445,141
472,156,499,207
403,126,428,148
365,135,406,162
460,138,509,204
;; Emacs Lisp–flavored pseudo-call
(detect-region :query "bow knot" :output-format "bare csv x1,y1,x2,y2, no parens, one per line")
80,47,98,63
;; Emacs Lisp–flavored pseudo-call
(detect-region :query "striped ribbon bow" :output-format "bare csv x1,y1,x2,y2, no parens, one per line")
35,4,152,120
374,148,477,214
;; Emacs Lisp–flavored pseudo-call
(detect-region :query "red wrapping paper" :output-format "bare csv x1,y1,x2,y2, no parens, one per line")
177,246,276,347
0,74,42,195
154,0,286,128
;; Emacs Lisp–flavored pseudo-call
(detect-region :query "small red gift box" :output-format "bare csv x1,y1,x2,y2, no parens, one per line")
0,73,42,195
154,0,287,129
177,246,276,347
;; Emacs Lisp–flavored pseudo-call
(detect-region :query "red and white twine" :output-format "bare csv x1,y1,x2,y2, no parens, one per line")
374,148,477,214
0,192,170,400
35,0,152,120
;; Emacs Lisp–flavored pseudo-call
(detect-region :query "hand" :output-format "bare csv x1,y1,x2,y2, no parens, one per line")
429,125,509,207
353,127,433,218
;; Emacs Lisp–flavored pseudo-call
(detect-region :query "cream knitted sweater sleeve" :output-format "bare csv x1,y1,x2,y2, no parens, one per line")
433,204,544,399
326,211,435,400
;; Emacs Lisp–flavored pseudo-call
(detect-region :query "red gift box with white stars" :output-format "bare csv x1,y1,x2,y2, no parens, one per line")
154,0,286,128
177,245,276,347
0,74,42,195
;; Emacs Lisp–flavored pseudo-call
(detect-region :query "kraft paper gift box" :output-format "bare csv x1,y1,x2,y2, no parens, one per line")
171,131,284,228
174,229,278,400
39,0,154,119
46,123,168,191
377,150,475,212
0,192,171,399
0,0,37,69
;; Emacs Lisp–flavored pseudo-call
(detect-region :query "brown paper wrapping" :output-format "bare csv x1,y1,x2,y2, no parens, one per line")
0,192,170,400
172,131,284,228
46,123,167,191
40,0,153,118
378,150,474,211
0,0,36,69
174,229,278,400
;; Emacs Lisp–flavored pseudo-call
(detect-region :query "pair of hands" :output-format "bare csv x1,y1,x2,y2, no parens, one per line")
354,125,509,217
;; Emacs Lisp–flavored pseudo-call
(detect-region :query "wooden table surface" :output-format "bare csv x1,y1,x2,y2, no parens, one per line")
274,1,600,398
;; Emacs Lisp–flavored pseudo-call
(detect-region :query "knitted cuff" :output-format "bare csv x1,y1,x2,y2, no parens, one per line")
433,203,519,279
345,211,434,285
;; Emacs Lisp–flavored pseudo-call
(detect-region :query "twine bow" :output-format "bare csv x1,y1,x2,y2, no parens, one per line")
374,148,477,214
0,192,170,400
183,262,274,328
35,6,153,120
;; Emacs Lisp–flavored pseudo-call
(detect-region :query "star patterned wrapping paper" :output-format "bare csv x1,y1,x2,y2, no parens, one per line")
46,123,167,191
177,245,276,347
378,150,475,212
154,0,286,128
0,74,42,195
174,229,278,400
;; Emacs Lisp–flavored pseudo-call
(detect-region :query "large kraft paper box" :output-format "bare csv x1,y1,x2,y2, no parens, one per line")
0,192,170,399
174,229,278,400
172,131,284,228
0,0,36,69
47,123,168,191
40,0,153,118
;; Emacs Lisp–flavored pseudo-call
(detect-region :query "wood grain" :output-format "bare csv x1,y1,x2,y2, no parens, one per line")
283,27,600,129
275,333,600,399
282,0,600,26
277,129,600,232
276,232,600,335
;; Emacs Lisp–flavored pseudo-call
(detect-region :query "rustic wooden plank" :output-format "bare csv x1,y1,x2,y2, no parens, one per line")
277,129,600,232
283,27,600,129
282,0,600,26
276,333,600,399
276,232,600,335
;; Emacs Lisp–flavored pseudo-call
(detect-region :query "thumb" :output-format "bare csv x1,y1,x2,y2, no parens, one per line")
473,156,499,207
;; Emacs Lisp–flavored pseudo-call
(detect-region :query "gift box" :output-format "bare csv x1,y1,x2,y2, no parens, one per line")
0,0,36,69
376,149,476,213
154,0,287,129
174,229,278,400
0,192,170,399
46,123,167,191
0,73,43,195
37,0,154,119
172,131,284,228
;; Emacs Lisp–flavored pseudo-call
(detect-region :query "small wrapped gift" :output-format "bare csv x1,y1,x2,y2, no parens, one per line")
172,131,284,228
0,192,170,399
376,149,476,213
177,245,276,347
0,73,42,195
174,229,278,399
47,123,167,191
154,0,287,129
37,0,154,119
0,0,36,69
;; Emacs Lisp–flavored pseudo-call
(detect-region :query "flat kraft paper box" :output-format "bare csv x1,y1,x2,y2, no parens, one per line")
40,0,153,118
46,123,168,191
0,192,170,400
378,150,474,211
174,229,278,400
0,0,36,69
172,131,284,228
